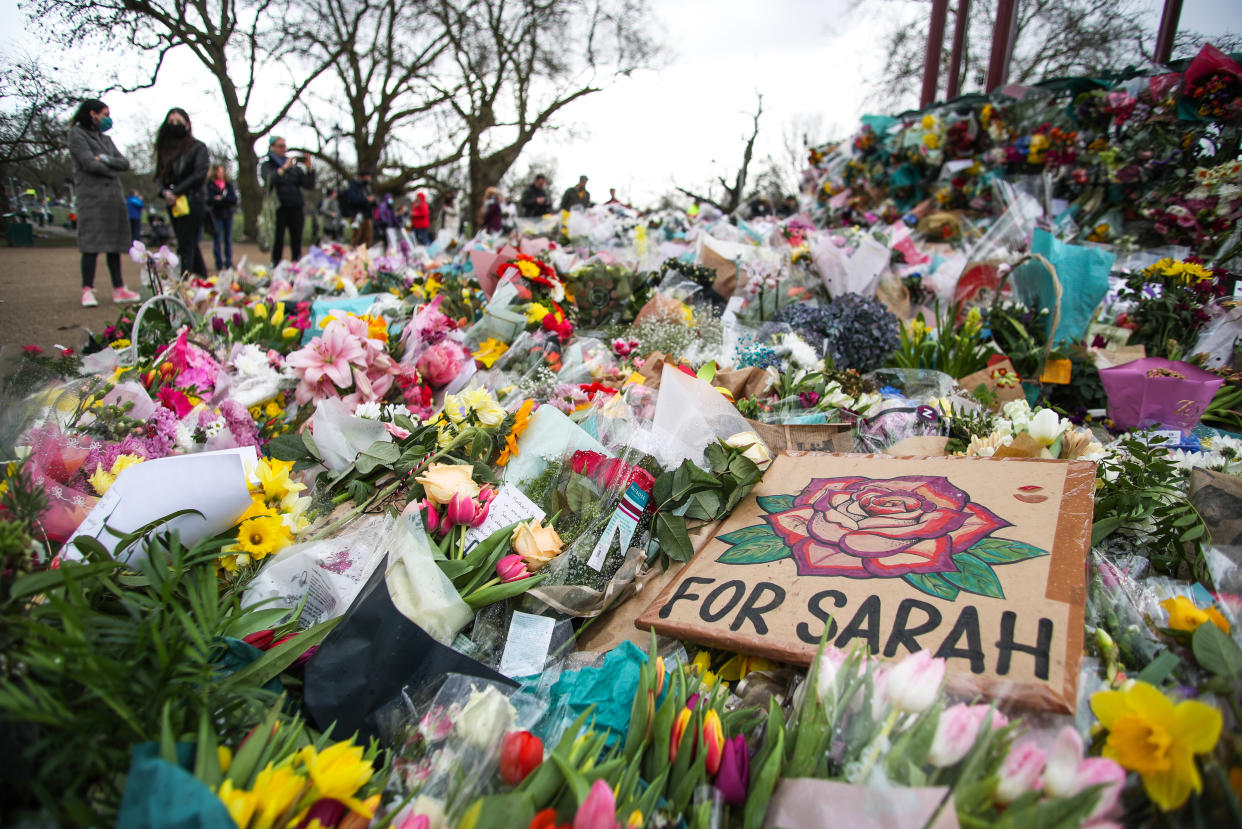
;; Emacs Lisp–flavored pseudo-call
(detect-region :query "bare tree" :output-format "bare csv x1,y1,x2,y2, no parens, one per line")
428,0,661,222
0,53,80,213
290,0,459,190
676,94,763,216
25,0,344,239
869,0,1152,109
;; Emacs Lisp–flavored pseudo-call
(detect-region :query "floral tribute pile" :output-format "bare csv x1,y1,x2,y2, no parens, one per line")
2,43,1242,829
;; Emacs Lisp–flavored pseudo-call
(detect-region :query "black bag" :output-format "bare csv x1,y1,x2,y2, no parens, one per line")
302,557,514,744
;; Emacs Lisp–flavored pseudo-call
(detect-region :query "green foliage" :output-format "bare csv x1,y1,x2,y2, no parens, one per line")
0,530,290,825
1092,435,1211,580
887,300,996,378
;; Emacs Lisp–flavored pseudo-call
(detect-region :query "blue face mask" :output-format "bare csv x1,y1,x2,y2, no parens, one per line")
98,116,113,132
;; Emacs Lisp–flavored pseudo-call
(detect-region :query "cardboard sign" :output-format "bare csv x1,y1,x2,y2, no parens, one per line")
745,419,855,454
958,358,1024,407
637,453,1094,712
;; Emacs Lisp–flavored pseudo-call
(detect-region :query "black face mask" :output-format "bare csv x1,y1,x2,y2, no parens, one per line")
165,123,188,139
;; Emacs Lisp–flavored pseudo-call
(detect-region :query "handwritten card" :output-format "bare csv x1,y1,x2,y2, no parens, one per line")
499,611,556,678
463,485,545,553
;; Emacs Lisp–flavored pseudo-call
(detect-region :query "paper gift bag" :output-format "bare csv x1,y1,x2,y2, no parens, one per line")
1099,357,1224,433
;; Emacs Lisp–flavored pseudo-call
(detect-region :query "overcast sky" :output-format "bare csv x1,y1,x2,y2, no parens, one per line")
2,0,1239,206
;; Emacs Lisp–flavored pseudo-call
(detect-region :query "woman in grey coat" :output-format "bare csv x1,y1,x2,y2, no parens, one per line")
68,99,140,307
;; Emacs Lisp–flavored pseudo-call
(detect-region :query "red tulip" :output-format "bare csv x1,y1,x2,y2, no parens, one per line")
500,731,543,786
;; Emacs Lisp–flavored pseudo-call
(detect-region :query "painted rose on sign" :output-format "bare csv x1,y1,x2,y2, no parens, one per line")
716,475,1049,601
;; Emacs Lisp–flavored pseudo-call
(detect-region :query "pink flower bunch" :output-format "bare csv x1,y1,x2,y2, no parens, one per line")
286,314,398,407
611,337,639,357
993,728,1125,826
413,486,497,537
164,329,221,393
416,341,471,388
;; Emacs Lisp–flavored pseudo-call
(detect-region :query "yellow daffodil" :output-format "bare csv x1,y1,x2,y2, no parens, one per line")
1161,595,1230,634
718,653,778,682
236,515,293,560
691,651,718,688
300,742,375,815
1090,681,1222,811
216,779,259,828
254,458,305,501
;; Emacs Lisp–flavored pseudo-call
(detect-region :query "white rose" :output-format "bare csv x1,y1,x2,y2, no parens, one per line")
724,431,773,469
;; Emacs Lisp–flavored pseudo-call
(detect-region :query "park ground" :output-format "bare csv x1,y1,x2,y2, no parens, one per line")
0,230,265,353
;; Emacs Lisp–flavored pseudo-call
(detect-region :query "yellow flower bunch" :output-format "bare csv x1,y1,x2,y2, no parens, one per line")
434,388,509,448
472,338,509,369
1150,257,1213,285
214,739,380,828
109,338,132,350
219,459,308,572
497,399,536,467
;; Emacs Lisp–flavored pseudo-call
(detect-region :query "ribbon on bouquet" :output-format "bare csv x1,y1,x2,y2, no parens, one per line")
585,481,650,572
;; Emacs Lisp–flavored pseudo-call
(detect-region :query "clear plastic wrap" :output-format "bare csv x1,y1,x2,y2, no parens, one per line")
651,363,770,470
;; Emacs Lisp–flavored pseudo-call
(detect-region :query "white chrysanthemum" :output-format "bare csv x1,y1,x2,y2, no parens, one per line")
230,343,270,379
174,422,196,451
781,333,820,370
1002,399,1033,425
354,400,382,420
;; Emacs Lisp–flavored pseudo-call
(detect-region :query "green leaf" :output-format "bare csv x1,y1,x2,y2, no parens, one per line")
464,573,547,610
717,524,777,545
565,474,600,514
717,537,790,565
756,494,796,513
1192,621,1242,679
1136,651,1181,685
354,439,401,475
266,433,309,462
301,429,320,459
944,553,1005,599
656,512,693,562
683,489,722,521
903,572,960,601
218,616,342,689
965,537,1049,565
1091,516,1124,546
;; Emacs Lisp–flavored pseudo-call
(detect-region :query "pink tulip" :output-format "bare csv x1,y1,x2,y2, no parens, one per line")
885,650,945,714
479,485,497,504
573,779,619,829
1043,727,1125,822
927,704,1007,767
714,735,749,806
445,493,489,531
404,498,439,534
497,554,530,583
397,816,429,829
994,740,1045,804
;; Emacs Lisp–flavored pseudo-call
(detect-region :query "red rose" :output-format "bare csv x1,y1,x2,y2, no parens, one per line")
765,476,1010,578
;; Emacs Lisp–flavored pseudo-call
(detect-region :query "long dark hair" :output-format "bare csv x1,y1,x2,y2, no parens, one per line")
154,108,194,178
71,99,107,130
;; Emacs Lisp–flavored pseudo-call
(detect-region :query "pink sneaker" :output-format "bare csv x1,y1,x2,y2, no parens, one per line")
112,287,141,304
81,287,99,307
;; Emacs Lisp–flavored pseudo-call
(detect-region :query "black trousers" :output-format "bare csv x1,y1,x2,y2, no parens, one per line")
273,204,304,265
171,202,207,277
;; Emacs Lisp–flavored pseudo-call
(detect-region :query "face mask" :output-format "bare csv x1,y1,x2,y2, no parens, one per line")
165,123,188,139
98,116,113,132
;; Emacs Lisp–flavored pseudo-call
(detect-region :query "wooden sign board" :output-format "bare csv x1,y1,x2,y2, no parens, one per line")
637,453,1094,712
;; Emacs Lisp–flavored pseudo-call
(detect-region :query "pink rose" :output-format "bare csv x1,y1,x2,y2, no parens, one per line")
416,342,465,388
764,476,1010,578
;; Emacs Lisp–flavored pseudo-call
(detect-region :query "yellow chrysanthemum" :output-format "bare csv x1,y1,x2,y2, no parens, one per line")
1091,681,1222,811
300,742,375,815
1161,595,1230,634
236,515,293,560
109,338,132,349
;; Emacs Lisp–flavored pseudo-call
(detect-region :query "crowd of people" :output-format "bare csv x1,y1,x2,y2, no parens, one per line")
68,96,788,309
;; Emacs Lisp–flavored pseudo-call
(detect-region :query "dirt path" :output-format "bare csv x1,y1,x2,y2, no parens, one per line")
0,240,266,352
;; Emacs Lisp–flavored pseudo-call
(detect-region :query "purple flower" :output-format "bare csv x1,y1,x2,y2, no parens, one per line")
714,735,749,805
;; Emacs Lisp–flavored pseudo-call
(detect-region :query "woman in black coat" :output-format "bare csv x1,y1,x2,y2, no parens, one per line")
67,98,141,306
154,108,209,277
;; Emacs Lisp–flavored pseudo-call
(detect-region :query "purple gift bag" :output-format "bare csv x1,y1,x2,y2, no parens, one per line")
1100,357,1223,433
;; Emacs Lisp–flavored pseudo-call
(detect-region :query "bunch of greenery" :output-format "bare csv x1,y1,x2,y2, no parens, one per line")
0,527,336,825
888,300,996,378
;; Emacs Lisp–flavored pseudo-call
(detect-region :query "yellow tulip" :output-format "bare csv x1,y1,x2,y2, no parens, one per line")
270,303,285,326
282,327,300,340
253,303,268,319
301,742,375,815
216,779,259,828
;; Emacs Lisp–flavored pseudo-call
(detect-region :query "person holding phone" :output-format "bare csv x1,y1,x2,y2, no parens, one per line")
260,136,316,266
154,107,209,277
